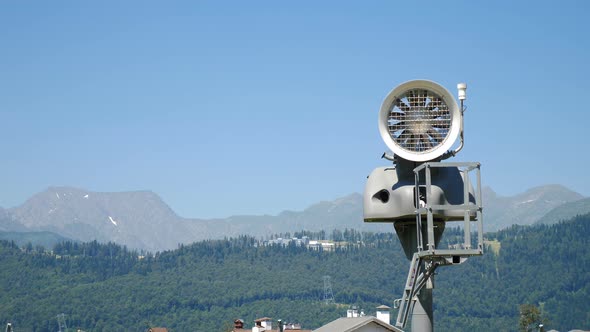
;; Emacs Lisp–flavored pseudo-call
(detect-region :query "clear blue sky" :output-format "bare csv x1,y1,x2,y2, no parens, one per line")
1,1,589,218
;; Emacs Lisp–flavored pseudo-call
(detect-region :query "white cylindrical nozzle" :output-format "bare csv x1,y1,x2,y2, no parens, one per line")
457,83,467,100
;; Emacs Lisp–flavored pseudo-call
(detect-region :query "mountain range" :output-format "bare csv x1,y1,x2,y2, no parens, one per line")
0,184,586,251
482,184,584,230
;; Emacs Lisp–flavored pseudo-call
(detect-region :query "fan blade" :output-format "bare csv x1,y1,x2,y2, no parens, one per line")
405,134,416,149
397,129,409,140
393,129,408,146
427,128,443,143
388,122,406,132
431,120,450,129
397,129,411,144
396,98,411,113
428,109,449,120
389,112,405,121
418,90,427,108
406,90,417,108
425,98,445,119
426,98,441,112
420,134,433,149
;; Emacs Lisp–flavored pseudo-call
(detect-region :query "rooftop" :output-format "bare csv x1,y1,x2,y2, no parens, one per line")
313,316,402,332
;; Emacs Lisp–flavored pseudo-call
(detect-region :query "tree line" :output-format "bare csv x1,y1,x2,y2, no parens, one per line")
0,215,589,331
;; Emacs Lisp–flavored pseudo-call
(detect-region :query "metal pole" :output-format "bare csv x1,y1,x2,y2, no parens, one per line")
412,287,433,332
413,163,434,332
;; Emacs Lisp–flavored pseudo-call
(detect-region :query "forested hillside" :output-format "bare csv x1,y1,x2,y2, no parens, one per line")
436,214,590,331
1,215,589,331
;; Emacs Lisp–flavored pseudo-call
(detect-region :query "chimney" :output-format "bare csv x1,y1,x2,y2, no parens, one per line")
376,305,391,325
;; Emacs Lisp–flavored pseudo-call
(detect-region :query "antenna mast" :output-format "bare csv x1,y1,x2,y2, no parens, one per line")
57,313,68,332
323,276,335,305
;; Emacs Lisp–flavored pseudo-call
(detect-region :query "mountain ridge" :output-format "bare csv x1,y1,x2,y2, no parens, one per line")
482,184,583,231
535,197,590,225
1,185,584,251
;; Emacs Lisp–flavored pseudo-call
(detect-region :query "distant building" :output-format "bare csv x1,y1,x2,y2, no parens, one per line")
263,237,342,251
307,240,336,251
313,305,402,332
231,317,311,332
313,316,402,332
253,317,273,332
283,323,306,330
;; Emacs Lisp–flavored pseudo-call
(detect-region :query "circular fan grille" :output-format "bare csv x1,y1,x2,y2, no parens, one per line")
387,89,451,153
378,80,460,162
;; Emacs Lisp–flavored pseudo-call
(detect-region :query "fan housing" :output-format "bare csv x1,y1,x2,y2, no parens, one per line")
378,80,461,162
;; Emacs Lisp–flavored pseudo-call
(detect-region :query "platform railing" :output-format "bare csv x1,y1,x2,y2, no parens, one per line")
395,162,484,328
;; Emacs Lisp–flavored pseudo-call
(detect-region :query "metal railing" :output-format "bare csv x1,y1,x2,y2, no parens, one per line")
413,162,483,256
395,162,484,328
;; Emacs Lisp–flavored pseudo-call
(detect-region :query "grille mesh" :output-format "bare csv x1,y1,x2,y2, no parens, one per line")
387,89,451,153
